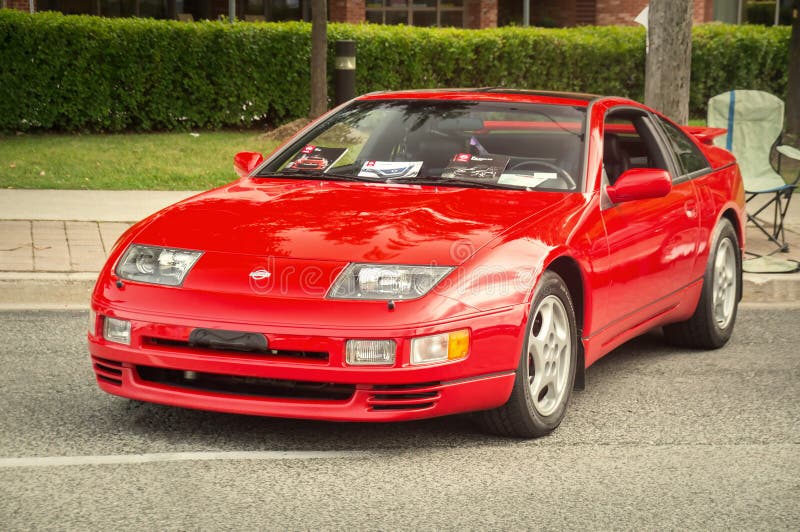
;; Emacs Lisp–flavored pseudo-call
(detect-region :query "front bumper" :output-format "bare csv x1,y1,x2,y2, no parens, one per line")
88,305,524,422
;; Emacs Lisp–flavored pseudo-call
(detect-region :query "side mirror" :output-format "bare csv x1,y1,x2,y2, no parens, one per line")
233,151,265,177
606,168,671,203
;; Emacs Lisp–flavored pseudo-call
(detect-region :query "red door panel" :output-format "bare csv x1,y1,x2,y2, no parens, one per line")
598,179,700,331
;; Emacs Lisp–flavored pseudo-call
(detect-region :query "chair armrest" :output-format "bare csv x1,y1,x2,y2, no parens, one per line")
777,145,800,161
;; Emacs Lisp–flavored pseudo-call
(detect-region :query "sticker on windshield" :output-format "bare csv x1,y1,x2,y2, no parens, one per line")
358,161,423,179
442,154,510,181
287,146,348,172
497,173,556,188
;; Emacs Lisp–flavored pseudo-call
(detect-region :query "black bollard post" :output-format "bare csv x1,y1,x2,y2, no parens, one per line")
334,40,356,105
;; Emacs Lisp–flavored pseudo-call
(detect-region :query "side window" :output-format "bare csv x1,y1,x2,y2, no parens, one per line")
603,111,669,184
657,118,710,176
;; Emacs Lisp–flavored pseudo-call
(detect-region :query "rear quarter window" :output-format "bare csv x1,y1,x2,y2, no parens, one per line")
658,118,710,176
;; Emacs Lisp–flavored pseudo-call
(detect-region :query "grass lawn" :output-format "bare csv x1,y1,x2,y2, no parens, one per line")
0,131,281,190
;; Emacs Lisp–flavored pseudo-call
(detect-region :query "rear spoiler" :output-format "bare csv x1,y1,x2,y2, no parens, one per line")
684,126,727,146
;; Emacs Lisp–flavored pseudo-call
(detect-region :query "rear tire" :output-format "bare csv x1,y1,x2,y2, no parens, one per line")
664,218,740,349
475,271,578,438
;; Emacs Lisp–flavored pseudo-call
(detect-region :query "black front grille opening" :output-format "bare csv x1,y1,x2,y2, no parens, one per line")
136,366,354,401
144,337,329,361
371,402,436,411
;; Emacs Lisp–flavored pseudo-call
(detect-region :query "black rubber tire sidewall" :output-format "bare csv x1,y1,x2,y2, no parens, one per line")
701,218,741,346
514,270,578,433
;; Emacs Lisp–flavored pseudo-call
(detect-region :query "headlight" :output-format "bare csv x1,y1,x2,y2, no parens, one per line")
116,244,202,287
328,263,454,300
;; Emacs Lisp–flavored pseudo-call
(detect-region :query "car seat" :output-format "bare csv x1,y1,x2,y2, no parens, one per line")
603,133,630,184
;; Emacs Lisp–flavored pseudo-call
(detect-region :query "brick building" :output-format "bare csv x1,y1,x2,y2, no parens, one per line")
0,0,733,27
4,0,32,11
497,0,718,27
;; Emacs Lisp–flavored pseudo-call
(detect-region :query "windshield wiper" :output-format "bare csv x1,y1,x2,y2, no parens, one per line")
262,169,382,183
387,177,525,190
258,171,526,190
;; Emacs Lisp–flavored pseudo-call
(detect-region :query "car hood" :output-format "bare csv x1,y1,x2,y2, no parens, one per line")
133,178,569,265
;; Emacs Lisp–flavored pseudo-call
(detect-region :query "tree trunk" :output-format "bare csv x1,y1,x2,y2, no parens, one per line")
644,0,693,124
309,0,327,119
785,0,800,139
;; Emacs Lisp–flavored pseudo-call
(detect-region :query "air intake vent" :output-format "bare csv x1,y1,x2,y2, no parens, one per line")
92,356,123,386
368,382,441,411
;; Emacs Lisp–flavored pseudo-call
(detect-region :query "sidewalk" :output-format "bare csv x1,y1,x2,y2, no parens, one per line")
0,190,199,274
736,194,800,305
0,189,798,308
0,190,200,308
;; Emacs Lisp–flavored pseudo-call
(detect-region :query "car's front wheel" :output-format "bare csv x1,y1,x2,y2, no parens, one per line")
475,271,577,438
664,217,741,349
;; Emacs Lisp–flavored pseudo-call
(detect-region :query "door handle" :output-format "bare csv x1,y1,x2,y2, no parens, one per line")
684,199,697,219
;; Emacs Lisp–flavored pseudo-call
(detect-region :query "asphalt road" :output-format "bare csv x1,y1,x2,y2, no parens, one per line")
1,308,798,530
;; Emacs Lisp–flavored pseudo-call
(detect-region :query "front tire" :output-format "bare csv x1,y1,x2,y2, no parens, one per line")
475,271,578,438
664,218,741,349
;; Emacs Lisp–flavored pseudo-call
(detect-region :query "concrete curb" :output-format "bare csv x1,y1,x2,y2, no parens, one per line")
0,271,797,310
0,273,96,310
0,190,202,222
742,272,800,304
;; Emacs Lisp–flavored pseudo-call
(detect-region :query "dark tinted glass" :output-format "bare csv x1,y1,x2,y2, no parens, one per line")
658,118,710,175
259,99,587,191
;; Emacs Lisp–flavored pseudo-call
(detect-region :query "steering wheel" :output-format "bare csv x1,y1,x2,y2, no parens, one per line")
508,160,576,190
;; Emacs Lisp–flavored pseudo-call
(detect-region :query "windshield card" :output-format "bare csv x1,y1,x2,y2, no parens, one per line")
358,161,423,179
442,154,510,181
287,145,347,172
497,173,555,188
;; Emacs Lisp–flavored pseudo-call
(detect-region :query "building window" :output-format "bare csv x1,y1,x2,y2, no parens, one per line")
35,0,306,21
366,0,464,27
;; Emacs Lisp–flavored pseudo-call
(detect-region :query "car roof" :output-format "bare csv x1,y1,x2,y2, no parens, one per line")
358,88,604,107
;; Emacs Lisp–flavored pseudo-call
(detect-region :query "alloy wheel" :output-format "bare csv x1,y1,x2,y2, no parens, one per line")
527,295,572,417
713,237,736,329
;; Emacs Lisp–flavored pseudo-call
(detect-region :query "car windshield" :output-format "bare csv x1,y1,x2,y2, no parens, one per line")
257,99,587,191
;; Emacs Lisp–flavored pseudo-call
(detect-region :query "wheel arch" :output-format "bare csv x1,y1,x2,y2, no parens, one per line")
546,256,586,390
720,207,744,249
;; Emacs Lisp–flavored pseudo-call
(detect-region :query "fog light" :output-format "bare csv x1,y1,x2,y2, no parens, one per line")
103,317,131,345
411,329,470,365
346,339,396,366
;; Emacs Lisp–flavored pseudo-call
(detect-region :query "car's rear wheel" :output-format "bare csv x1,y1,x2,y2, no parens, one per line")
475,271,577,438
664,218,741,349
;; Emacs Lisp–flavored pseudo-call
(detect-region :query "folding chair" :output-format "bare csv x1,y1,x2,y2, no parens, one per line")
708,90,800,253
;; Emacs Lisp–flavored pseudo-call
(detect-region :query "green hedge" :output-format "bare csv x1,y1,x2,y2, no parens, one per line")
691,23,790,118
0,10,791,132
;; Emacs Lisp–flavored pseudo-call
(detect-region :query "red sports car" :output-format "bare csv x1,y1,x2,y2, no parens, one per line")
88,90,744,438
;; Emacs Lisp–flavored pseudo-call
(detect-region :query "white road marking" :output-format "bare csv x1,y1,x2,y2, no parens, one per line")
0,450,368,468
